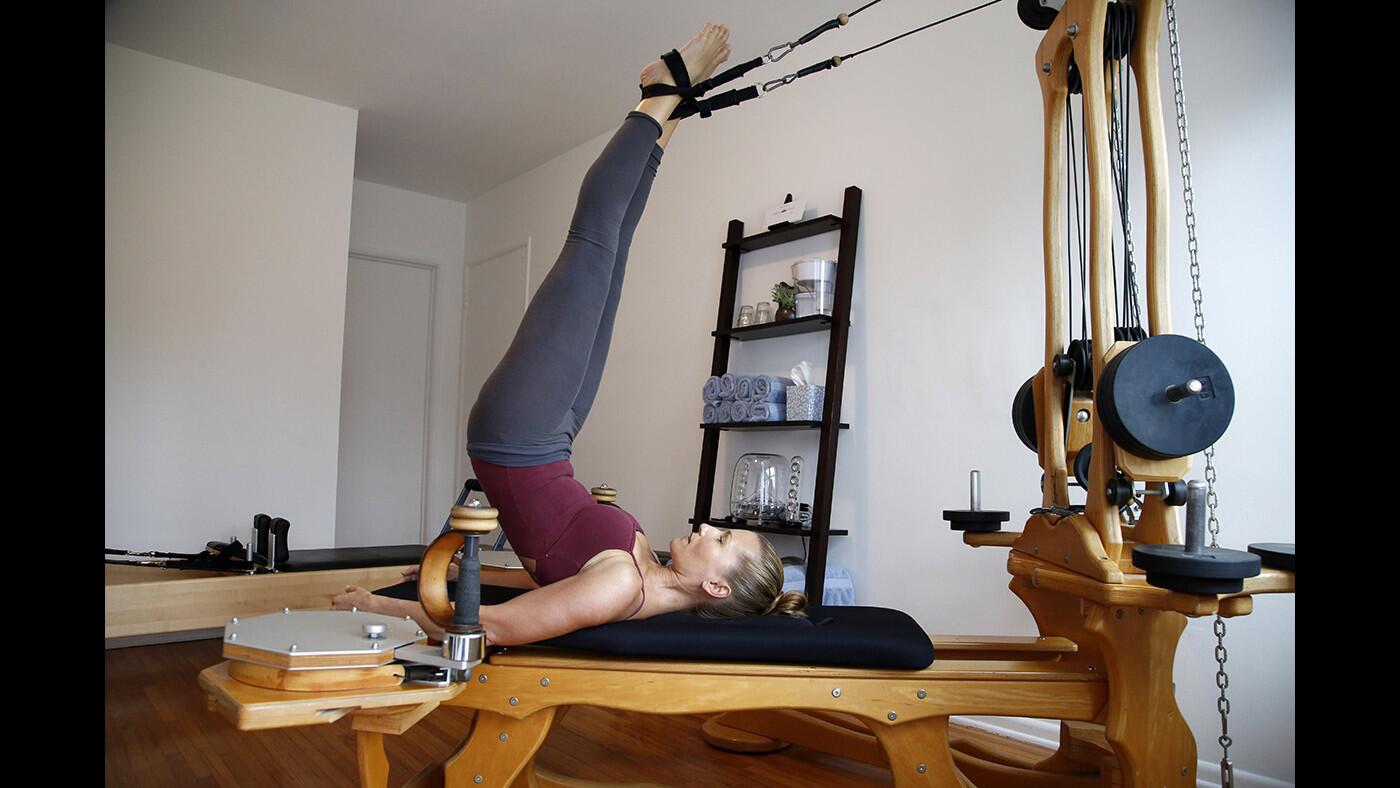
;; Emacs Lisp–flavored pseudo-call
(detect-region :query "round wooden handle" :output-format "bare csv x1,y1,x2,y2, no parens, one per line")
418,530,465,629
590,485,618,503
449,505,498,533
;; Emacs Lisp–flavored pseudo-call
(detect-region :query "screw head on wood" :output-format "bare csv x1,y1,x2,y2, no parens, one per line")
509,697,519,706
918,764,927,774
478,674,488,683
499,733,509,742
917,689,927,699
1042,61,1052,74
1068,23,1079,37
888,712,898,721
541,678,551,687
832,688,842,697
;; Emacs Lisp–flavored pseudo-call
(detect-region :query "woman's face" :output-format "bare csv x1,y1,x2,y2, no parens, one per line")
669,523,760,600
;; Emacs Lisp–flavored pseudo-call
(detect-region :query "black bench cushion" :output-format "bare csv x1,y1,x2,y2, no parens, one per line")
281,545,427,572
376,580,933,670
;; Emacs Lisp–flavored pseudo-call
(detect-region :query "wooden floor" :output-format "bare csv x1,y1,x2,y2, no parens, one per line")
106,638,1055,787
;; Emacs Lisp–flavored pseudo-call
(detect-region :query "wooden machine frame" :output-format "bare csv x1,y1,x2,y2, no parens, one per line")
198,2,1295,785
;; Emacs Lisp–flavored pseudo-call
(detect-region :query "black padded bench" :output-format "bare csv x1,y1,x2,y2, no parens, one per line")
376,580,934,670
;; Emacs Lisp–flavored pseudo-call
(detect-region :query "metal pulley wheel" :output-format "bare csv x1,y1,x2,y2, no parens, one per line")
1096,334,1235,460
1018,0,1060,31
1011,374,1039,452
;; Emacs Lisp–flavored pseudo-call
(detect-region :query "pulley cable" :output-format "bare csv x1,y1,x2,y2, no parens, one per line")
674,0,1007,119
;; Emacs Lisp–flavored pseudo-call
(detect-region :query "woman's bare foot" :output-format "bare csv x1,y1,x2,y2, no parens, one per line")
640,23,732,89
635,23,732,125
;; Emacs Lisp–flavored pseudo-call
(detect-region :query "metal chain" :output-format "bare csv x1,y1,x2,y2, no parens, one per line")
1167,2,1232,786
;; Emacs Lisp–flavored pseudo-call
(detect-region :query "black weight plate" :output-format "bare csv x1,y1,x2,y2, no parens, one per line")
1011,375,1038,453
1073,443,1092,489
1097,335,1235,460
1132,544,1260,579
1248,542,1294,572
944,509,1010,533
1017,0,1058,30
1135,571,1248,595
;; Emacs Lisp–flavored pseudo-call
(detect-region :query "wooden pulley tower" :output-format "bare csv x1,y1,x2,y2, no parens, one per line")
951,1,1298,785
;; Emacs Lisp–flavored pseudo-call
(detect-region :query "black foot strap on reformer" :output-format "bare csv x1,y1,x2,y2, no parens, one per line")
639,50,765,121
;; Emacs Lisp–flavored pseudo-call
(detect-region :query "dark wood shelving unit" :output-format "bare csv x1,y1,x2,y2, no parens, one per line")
692,186,862,601
687,516,848,537
723,214,843,252
713,314,834,341
699,421,849,431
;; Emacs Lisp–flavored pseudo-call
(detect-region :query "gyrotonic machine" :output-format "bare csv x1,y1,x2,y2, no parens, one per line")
199,2,1295,786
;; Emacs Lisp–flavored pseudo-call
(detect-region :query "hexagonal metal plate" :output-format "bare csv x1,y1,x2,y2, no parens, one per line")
224,610,425,667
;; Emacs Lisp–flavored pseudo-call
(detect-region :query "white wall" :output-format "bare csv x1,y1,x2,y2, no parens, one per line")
105,44,358,552
460,2,1293,785
346,180,468,538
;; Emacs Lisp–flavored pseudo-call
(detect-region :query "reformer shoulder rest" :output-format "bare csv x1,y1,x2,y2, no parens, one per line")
375,580,934,670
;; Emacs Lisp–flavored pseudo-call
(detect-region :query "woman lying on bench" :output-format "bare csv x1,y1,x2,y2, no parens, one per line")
333,23,805,645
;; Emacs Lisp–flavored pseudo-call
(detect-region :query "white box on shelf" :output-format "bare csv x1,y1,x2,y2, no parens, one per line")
785,384,825,421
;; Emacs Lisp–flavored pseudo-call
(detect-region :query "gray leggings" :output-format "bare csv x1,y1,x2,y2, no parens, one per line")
466,112,665,466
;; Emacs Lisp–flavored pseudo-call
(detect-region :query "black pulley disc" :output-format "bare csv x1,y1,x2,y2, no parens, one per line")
1017,0,1058,30
1096,334,1235,460
1011,375,1038,453
1247,542,1294,572
944,509,1011,533
1073,443,1092,489
1132,544,1260,595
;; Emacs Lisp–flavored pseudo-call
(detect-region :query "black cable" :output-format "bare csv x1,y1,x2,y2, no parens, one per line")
849,0,886,17
1065,94,1074,344
842,0,1005,61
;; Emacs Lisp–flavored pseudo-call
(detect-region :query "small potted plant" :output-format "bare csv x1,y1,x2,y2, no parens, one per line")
771,281,797,321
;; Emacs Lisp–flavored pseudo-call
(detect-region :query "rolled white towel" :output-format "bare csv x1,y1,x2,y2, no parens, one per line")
734,374,754,400
719,374,738,401
748,402,784,422
717,401,734,423
703,376,723,402
730,400,750,423
750,375,789,404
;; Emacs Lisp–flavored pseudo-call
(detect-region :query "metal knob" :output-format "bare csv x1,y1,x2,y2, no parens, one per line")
363,623,387,639
1165,378,1204,403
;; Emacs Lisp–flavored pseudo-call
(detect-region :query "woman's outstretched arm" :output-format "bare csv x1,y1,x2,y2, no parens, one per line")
334,554,638,646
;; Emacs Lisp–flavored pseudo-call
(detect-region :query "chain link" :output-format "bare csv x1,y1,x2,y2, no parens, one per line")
1168,3,1233,786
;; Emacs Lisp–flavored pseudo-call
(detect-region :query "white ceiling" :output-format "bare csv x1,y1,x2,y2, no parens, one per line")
105,0,848,204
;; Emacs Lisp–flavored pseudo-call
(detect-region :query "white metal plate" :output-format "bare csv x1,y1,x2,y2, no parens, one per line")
224,609,425,659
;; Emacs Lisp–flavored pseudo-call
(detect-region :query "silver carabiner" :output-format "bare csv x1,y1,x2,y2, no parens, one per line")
762,73,798,93
765,42,796,63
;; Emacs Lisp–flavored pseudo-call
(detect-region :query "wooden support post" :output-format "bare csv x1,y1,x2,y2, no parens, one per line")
871,717,967,787
1083,601,1195,787
442,708,557,788
357,730,390,788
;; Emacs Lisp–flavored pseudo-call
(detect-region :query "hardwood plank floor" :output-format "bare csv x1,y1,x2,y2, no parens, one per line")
106,638,1054,786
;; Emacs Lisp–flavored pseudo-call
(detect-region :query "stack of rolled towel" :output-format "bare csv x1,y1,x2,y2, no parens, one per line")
703,373,789,423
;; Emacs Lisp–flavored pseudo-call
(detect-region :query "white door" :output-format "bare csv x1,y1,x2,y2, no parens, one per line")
336,254,435,547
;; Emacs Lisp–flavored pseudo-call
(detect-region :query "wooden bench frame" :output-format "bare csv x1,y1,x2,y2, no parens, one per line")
200,634,1108,788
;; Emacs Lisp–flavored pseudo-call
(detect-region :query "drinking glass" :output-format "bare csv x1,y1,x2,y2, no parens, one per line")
755,301,774,324
737,305,755,327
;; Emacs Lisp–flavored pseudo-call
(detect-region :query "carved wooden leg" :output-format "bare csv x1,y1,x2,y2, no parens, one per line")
1083,602,1196,787
870,717,966,787
357,730,390,788
443,708,557,787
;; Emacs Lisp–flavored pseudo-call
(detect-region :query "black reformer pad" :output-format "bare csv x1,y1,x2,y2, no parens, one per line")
376,581,934,670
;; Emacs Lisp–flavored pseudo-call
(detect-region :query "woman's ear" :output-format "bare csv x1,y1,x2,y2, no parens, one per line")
702,577,732,600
